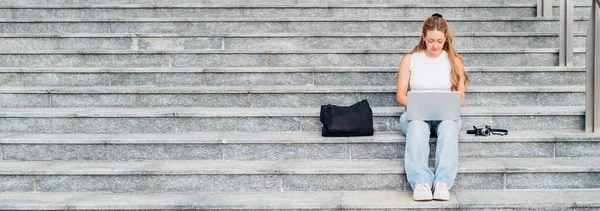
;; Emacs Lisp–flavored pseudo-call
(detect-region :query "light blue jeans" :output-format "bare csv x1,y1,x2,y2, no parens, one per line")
399,111,461,190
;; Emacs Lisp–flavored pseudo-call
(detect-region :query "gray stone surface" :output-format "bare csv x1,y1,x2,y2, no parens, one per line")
1,34,578,51
331,7,535,18
341,191,458,209
109,144,222,160
489,116,584,131
507,173,600,189
459,142,555,158
192,192,342,210
77,118,174,133
564,189,600,209
538,92,586,106
226,37,322,49
58,37,133,50
170,54,267,67
283,174,405,191
453,173,505,190
184,22,286,34
2,144,107,160
0,51,584,68
556,141,600,157
0,176,33,192
268,53,366,66
51,94,138,107
139,94,250,107
224,143,350,160
36,175,145,192
468,72,585,86
351,143,403,159
554,6,592,19
250,93,393,107
287,20,562,33
0,22,110,34
456,190,575,210
314,72,396,86
7,67,575,87
109,22,187,34
22,73,110,87
139,37,223,50
146,175,280,192
206,73,314,86
0,38,59,51
2,190,596,210
0,118,76,133
0,73,22,87
10,0,575,4
465,92,584,106
110,73,205,86
462,53,558,67
81,54,165,68
0,54,83,68
0,94,49,108
156,8,241,18
0,19,573,34
178,117,302,132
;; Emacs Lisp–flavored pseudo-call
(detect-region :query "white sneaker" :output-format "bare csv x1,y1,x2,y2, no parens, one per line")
412,183,433,201
433,182,450,201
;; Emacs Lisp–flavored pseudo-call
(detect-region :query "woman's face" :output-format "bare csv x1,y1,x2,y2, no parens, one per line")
423,30,446,58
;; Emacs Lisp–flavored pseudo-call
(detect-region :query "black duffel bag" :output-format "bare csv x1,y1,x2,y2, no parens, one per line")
320,99,374,137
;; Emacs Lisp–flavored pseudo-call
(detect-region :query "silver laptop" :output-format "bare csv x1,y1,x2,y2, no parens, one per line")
406,91,461,120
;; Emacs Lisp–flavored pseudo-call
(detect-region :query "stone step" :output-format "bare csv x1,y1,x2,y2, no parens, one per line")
0,85,584,108
1,157,599,192
0,131,597,161
0,49,588,67
0,66,585,87
553,4,592,19
0,17,588,33
1,189,599,210
0,106,584,133
0,4,543,19
0,33,588,50
1,4,592,19
5,0,594,5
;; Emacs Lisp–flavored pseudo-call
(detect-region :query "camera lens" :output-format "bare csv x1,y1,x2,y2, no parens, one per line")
483,129,491,136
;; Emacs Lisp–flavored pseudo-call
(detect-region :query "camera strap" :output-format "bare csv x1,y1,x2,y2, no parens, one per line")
491,129,508,136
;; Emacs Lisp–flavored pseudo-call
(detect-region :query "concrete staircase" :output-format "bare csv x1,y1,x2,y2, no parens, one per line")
1,0,600,210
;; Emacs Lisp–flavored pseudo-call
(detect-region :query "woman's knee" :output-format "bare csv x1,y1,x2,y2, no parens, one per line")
441,120,461,128
408,120,429,132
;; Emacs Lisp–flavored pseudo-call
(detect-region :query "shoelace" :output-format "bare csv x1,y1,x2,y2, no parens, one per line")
435,183,448,189
416,183,430,189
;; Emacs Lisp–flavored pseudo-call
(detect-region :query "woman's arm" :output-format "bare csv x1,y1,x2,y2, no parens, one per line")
455,58,466,105
396,54,412,108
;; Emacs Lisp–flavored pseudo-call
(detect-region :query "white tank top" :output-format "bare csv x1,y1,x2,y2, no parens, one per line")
409,50,452,91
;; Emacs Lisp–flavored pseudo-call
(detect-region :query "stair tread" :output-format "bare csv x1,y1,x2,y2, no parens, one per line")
0,49,584,54
0,3,542,8
0,17,571,22
2,131,589,144
0,32,589,37
0,85,585,93
1,189,599,210
1,157,600,175
0,66,586,73
0,106,585,117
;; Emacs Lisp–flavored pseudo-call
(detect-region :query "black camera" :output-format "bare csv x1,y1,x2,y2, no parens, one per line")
471,125,492,136
467,125,509,136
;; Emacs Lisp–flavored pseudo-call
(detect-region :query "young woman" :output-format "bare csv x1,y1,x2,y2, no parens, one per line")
396,13,469,201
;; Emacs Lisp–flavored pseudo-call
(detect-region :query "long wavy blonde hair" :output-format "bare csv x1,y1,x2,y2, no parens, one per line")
407,15,469,91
